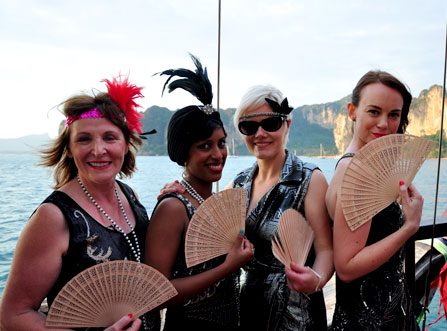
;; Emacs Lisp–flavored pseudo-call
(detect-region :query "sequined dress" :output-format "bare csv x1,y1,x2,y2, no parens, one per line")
330,154,418,331
153,193,241,331
42,181,159,331
233,150,327,331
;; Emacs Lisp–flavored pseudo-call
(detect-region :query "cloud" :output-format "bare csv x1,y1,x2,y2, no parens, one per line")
0,0,445,138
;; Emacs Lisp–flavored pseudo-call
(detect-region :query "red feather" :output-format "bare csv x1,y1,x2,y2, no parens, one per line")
102,76,144,134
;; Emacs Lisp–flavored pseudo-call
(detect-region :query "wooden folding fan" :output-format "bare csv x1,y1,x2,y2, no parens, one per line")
340,134,432,231
46,260,177,328
272,209,314,267
185,188,246,268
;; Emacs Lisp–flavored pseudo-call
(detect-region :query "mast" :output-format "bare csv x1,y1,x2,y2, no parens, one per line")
216,0,221,115
215,0,222,193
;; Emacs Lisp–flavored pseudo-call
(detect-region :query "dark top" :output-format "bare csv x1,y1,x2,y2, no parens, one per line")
42,181,159,331
233,150,327,331
330,153,418,331
152,193,241,331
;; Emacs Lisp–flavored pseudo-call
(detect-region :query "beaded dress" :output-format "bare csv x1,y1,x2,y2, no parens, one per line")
330,153,418,331
41,181,159,331
233,150,327,331
152,193,241,331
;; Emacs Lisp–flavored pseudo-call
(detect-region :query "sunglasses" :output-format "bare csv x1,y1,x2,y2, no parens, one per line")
238,116,286,136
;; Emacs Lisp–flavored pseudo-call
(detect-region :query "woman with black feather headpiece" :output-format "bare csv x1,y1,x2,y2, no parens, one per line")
144,54,254,331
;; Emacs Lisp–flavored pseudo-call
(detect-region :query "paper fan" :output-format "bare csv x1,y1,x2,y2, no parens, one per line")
185,188,247,268
46,260,177,328
340,134,433,231
272,209,314,267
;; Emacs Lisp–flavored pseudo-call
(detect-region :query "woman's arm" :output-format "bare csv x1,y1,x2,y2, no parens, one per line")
145,197,253,305
285,170,334,293
0,203,70,330
0,203,149,331
333,180,423,282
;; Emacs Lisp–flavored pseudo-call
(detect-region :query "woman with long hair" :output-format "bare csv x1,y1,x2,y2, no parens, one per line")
0,76,159,330
326,70,424,330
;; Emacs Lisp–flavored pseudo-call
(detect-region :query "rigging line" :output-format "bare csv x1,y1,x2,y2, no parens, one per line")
421,21,447,330
217,0,221,115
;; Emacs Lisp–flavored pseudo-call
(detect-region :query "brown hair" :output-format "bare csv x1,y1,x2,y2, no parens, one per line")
352,70,412,133
41,93,142,189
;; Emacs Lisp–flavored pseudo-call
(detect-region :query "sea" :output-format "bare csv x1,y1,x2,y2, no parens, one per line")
1,153,446,328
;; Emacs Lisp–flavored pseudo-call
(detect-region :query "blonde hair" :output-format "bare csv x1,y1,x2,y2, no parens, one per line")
40,93,142,189
233,85,287,129
233,85,292,147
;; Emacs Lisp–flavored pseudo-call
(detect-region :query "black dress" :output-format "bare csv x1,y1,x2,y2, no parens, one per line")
153,193,241,331
330,154,418,331
233,150,327,331
42,181,160,331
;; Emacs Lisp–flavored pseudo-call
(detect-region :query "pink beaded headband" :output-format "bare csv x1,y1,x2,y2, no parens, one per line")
64,76,144,134
65,108,104,127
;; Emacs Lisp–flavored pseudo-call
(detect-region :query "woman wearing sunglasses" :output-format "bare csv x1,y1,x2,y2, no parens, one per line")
231,85,333,330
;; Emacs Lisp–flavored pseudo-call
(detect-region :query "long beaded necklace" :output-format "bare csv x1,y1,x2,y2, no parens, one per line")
181,179,206,204
77,176,141,263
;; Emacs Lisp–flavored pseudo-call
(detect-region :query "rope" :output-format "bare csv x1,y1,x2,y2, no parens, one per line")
421,22,447,330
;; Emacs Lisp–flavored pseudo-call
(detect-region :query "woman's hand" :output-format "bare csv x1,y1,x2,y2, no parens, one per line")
400,181,423,235
157,180,185,199
104,314,142,331
223,233,254,273
285,262,322,294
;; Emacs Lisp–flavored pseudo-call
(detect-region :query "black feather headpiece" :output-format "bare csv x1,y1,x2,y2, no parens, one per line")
265,97,293,115
158,53,213,107
156,54,225,166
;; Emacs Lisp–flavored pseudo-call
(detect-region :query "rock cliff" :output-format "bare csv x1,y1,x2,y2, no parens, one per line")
297,85,446,153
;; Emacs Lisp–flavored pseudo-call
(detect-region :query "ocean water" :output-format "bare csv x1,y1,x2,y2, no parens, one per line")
1,153,446,327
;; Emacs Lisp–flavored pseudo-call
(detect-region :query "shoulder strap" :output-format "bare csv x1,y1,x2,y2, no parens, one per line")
151,193,194,220
335,152,355,169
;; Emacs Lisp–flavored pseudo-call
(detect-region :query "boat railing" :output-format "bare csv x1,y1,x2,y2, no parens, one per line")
406,219,447,308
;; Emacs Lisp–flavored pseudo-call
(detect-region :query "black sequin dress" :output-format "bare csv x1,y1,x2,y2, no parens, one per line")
153,193,241,331
42,181,159,331
330,154,418,331
233,150,327,331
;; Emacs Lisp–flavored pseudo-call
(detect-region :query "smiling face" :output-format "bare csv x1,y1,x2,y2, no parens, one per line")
68,117,129,185
185,127,227,184
240,104,290,161
348,82,403,148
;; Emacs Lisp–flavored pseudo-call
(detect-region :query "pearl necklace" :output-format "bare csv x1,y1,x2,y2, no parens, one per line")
181,180,205,204
77,176,141,263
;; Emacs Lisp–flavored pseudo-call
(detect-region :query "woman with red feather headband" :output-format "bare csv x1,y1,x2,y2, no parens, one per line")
0,77,160,330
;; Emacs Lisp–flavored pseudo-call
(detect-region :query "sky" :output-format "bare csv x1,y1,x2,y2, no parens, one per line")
0,0,445,139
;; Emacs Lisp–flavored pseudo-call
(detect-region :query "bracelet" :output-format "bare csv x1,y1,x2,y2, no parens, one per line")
309,268,323,292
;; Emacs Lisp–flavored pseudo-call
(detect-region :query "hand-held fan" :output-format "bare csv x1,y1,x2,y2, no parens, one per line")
185,188,246,268
272,208,314,267
340,134,433,231
46,260,177,328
